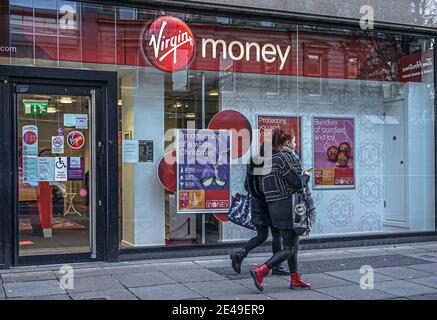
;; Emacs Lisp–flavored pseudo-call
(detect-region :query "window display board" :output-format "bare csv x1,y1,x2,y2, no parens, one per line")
312,117,355,189
176,129,231,214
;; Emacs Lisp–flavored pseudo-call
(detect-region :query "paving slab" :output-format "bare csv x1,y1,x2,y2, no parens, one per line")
164,268,227,283
407,293,437,300
4,280,66,298
406,263,437,274
195,259,234,268
211,293,275,300
300,254,430,274
326,269,396,284
374,266,433,280
1,271,57,283
54,267,108,279
383,246,429,255
130,283,201,300
295,273,355,289
206,266,254,280
102,265,159,275
70,289,138,300
345,248,396,257
184,279,257,298
266,289,337,300
235,277,290,292
151,262,205,272
67,275,125,294
411,243,437,251
404,253,437,263
406,276,437,289
316,285,396,300
8,294,71,300
112,271,177,288
376,280,437,297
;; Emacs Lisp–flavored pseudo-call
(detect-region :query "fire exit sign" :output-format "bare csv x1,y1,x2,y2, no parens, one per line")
23,100,48,115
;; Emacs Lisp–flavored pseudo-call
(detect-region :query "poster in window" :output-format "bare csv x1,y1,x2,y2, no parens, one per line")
257,115,301,157
313,117,355,189
176,129,231,214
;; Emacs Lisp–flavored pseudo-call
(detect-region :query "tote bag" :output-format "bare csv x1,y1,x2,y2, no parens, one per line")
227,193,256,231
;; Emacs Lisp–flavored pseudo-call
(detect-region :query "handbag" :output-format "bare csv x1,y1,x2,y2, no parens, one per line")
227,193,256,231
291,176,316,236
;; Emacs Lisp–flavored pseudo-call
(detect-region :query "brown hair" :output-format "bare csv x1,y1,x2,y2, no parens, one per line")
272,128,295,152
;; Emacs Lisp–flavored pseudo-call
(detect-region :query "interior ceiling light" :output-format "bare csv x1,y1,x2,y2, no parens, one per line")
208,89,219,96
59,96,73,104
47,106,57,113
185,113,196,118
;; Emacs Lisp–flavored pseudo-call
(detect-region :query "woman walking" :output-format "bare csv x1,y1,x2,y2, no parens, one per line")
229,144,288,276
250,128,311,292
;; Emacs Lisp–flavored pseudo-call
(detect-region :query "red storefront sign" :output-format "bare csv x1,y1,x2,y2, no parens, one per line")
3,4,396,80
3,3,426,82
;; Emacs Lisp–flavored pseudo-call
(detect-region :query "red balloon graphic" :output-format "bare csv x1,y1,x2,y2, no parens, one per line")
208,110,252,159
157,151,177,192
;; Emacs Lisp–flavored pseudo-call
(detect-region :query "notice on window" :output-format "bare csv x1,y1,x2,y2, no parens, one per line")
64,114,76,127
176,129,231,214
67,157,84,181
122,140,139,163
38,157,55,181
22,125,39,186
313,117,355,189
64,114,89,129
54,157,68,181
75,114,88,129
51,136,64,154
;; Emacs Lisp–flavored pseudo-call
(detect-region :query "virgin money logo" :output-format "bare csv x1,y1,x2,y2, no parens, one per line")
67,131,85,150
142,16,195,72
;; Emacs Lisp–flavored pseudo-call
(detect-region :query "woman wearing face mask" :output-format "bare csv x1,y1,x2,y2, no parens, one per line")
249,128,311,292
229,144,289,276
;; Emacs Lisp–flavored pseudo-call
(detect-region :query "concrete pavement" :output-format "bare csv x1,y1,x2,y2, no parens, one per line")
1,242,437,300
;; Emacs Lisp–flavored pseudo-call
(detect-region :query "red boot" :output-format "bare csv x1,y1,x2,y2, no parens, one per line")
290,272,311,289
250,264,270,292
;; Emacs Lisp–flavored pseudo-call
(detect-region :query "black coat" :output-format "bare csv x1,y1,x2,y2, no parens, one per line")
244,156,271,227
261,149,310,229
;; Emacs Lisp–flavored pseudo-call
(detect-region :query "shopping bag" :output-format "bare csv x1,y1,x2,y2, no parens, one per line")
291,179,316,236
227,193,256,230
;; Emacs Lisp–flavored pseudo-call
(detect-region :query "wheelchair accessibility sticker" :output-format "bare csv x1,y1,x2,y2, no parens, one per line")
55,157,68,181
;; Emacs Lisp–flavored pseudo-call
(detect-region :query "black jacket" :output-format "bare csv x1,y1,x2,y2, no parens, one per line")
260,149,310,229
244,155,271,227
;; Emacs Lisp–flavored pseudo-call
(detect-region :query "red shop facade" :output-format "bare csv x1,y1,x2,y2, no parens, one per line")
0,0,436,267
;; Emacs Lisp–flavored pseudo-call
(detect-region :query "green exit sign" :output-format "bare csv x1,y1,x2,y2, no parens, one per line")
23,100,49,115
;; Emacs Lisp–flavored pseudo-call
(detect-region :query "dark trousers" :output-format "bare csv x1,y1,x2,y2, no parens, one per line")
241,225,281,257
265,229,299,273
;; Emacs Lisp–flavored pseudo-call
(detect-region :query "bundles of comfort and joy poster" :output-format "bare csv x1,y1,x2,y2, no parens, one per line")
312,117,355,189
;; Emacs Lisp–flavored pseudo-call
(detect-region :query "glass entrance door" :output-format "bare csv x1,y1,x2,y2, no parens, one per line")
16,86,96,257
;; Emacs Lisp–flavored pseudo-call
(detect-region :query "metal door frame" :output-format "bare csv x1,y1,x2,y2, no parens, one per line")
0,65,118,268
